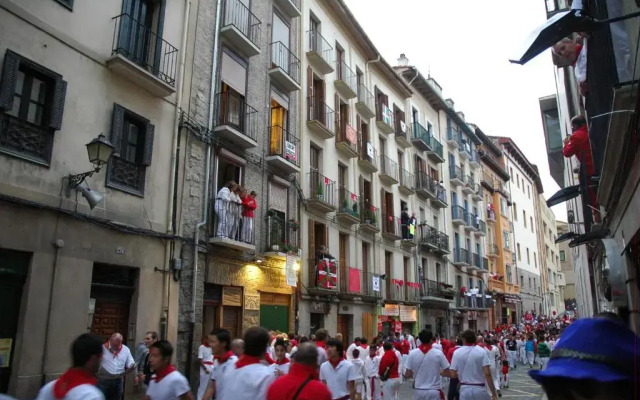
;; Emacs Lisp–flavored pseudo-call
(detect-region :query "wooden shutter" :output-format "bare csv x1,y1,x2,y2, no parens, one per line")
48,77,67,130
359,175,364,199
142,123,155,166
380,189,386,218
308,219,316,286
307,66,313,119
0,51,20,111
334,93,340,135
110,104,126,156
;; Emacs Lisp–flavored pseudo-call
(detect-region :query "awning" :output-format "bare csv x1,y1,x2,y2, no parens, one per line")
569,228,610,248
546,185,581,207
556,231,578,244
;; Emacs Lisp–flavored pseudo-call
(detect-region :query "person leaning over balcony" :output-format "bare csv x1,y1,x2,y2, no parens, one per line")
401,208,410,240
552,37,588,96
215,181,237,238
241,190,257,243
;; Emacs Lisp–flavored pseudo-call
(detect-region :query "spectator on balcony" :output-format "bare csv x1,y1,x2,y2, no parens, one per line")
215,181,237,238
564,115,599,220
401,208,410,240
230,185,244,240
241,191,257,244
552,37,588,96
409,213,417,240
470,287,479,308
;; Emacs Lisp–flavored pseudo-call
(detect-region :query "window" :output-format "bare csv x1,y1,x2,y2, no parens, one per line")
106,104,154,196
503,230,510,249
520,275,523,286
534,252,537,268
531,217,534,232
500,198,507,214
517,243,521,261
528,185,531,199
526,248,530,263
523,210,527,228
510,167,513,179
54,0,73,10
560,250,566,261
0,50,67,165
516,174,520,188
529,277,532,288
513,202,518,221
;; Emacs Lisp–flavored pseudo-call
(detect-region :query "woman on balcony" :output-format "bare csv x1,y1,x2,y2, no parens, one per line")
215,181,237,238
241,191,257,243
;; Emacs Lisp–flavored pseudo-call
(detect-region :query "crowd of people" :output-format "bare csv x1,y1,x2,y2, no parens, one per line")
29,310,639,400
214,180,257,243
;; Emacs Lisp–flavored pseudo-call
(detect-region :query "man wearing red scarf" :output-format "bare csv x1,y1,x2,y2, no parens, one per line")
36,334,104,400
197,336,213,400
320,339,356,400
378,342,400,400
405,330,450,400
145,341,192,400
269,339,291,376
315,329,329,366
267,343,331,400
346,337,362,361
202,329,238,400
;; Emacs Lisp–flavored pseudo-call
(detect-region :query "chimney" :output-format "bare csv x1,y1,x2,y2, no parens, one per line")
397,53,409,66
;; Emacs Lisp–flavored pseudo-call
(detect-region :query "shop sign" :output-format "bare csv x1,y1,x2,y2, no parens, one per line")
222,286,242,306
382,304,399,316
399,305,417,322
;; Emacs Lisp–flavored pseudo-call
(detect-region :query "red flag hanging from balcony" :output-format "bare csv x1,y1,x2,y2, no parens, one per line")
324,177,330,185
348,267,361,292
317,258,337,289
350,193,357,201
346,124,357,145
392,279,404,287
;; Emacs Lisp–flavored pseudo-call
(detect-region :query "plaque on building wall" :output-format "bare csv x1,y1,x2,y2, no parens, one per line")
399,305,417,322
244,293,260,310
382,304,399,316
222,286,243,306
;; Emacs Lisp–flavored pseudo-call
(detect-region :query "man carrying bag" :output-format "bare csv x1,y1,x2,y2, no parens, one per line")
405,331,450,400
378,342,400,400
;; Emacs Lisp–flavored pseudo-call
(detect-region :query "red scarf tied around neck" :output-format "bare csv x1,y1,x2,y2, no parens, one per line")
153,364,176,382
53,368,96,399
418,343,433,354
315,341,326,349
274,357,290,365
329,357,344,369
235,355,262,369
214,350,234,363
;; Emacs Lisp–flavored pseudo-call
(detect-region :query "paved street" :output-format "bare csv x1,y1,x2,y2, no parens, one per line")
397,363,545,399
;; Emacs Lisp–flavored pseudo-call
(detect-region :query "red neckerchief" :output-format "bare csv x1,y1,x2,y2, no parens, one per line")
329,357,344,369
104,342,122,359
463,343,475,346
274,357,290,365
202,342,210,348
572,44,583,67
360,344,368,349
418,343,433,354
235,355,262,369
153,364,176,382
315,341,326,349
214,350,234,363
264,353,276,365
53,368,96,399
288,362,319,380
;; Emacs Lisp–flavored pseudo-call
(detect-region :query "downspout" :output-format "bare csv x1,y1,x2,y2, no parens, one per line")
193,0,223,323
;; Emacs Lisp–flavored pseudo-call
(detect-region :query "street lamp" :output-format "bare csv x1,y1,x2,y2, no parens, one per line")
66,134,115,208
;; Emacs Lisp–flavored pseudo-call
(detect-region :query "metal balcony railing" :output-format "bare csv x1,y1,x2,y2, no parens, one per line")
395,119,410,142
338,187,359,216
362,271,382,298
475,218,487,234
269,125,299,166
356,84,375,112
388,278,406,301
214,91,258,141
266,214,299,253
412,121,431,146
450,165,463,181
336,60,357,94
307,97,335,131
380,155,399,180
308,258,338,290
399,168,414,189
488,243,499,256
437,232,450,253
419,223,439,247
415,171,435,194
336,122,358,154
473,252,482,269
482,257,489,271
213,198,256,244
447,126,460,142
452,205,465,221
307,29,333,65
308,170,336,207
435,184,447,205
223,0,261,47
466,176,476,190
358,136,377,168
111,13,179,86
406,284,420,302
382,215,402,238
376,102,394,129
270,41,300,84
464,211,473,226
420,279,456,299
360,201,380,230
428,135,444,160
456,292,491,309
454,247,471,264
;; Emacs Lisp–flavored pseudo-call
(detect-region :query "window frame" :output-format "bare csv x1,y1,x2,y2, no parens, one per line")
560,250,566,261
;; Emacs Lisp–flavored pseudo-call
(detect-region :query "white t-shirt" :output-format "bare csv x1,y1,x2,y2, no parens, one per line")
218,362,274,400
36,380,104,400
269,361,290,376
364,355,380,378
99,344,135,376
350,359,366,381
407,335,416,350
405,348,450,390
198,345,213,363
484,346,500,369
450,346,490,385
320,360,356,400
346,343,358,361
146,370,191,400
210,355,238,398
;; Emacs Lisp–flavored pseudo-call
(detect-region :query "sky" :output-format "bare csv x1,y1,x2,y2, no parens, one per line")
343,0,567,221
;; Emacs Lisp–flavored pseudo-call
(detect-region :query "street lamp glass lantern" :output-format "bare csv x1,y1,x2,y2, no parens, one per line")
86,134,115,169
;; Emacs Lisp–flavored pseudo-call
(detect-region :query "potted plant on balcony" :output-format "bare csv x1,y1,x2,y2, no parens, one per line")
351,202,359,218
342,198,349,213
288,219,299,231
364,209,373,224
316,182,324,200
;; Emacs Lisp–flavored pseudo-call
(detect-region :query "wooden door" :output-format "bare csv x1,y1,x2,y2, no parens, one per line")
91,301,130,342
385,252,392,297
362,313,374,343
337,314,350,350
222,306,241,339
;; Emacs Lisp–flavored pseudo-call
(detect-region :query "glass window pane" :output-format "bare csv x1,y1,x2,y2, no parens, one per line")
15,70,25,95
27,102,44,125
8,95,21,117
30,78,47,104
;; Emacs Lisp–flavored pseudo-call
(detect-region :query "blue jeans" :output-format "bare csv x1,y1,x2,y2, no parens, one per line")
97,377,123,400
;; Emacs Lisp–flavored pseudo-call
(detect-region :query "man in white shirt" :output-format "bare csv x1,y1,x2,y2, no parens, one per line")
478,337,501,397
96,333,136,400
364,346,381,400
36,334,105,400
202,329,238,400
218,327,275,400
196,336,213,400
346,337,362,361
320,339,356,400
450,330,497,400
145,340,192,400
349,348,366,399
470,287,479,308
405,330,450,400
405,330,416,350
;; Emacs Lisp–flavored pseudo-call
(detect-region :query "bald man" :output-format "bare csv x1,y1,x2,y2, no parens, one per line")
96,333,136,400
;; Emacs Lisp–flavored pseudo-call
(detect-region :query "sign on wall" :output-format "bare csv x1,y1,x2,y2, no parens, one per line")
285,141,297,161
372,275,380,292
399,305,417,322
382,304,399,316
285,255,297,287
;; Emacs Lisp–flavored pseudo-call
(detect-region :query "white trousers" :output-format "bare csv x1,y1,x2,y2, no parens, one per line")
215,202,227,237
228,204,239,239
197,367,211,400
501,372,509,387
459,385,490,400
519,348,526,364
366,376,381,400
382,378,400,400
540,356,550,370
526,351,535,366
489,365,499,392
507,350,516,368
241,216,253,243
413,389,444,400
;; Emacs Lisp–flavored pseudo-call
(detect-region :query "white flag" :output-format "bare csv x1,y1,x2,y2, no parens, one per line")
372,276,380,292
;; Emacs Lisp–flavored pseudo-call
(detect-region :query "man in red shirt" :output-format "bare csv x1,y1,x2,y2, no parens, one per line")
378,342,400,400
267,343,331,400
446,337,462,400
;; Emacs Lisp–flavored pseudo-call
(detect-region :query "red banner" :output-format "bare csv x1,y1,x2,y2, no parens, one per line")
317,258,337,289
348,267,361,292
346,124,357,145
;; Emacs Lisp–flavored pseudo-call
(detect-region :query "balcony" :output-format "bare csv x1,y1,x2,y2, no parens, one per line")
455,293,492,310
394,120,412,149
458,138,471,160
212,91,258,149
210,198,256,251
381,215,402,241
487,243,499,258
486,209,496,223
337,187,360,226
306,29,333,74
453,248,471,266
336,122,358,158
427,136,445,163
335,60,357,99
379,155,399,185
375,103,395,135
420,279,456,302
481,171,494,192
452,205,465,226
355,84,375,119
339,268,380,298
471,253,482,270
432,184,448,208
107,13,178,97
415,171,435,199
307,97,334,139
411,122,432,152
360,202,380,234
265,214,299,259
446,127,460,148
273,0,301,18
398,169,415,195
406,283,421,303
418,224,439,250
220,0,261,57
266,125,300,174
306,171,336,213
463,211,474,231
449,165,464,186
357,137,378,173
473,184,484,201
269,42,300,92
474,219,487,237
388,279,406,302
462,177,475,195
469,149,481,169
308,258,338,294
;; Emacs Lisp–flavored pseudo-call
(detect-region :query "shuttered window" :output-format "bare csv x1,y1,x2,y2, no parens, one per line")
106,103,154,196
0,50,67,166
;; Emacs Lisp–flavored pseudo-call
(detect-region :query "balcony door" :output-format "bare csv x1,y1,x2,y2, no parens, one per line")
464,200,469,213
452,192,458,207
362,242,370,292
119,0,161,69
454,232,460,251
270,99,288,157
272,12,290,70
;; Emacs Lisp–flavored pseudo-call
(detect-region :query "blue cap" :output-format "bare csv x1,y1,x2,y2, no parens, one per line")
529,318,639,383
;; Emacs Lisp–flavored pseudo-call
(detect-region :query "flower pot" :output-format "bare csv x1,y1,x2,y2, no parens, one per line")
271,244,280,252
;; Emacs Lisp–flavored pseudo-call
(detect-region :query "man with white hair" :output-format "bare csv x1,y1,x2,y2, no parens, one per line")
96,333,136,400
